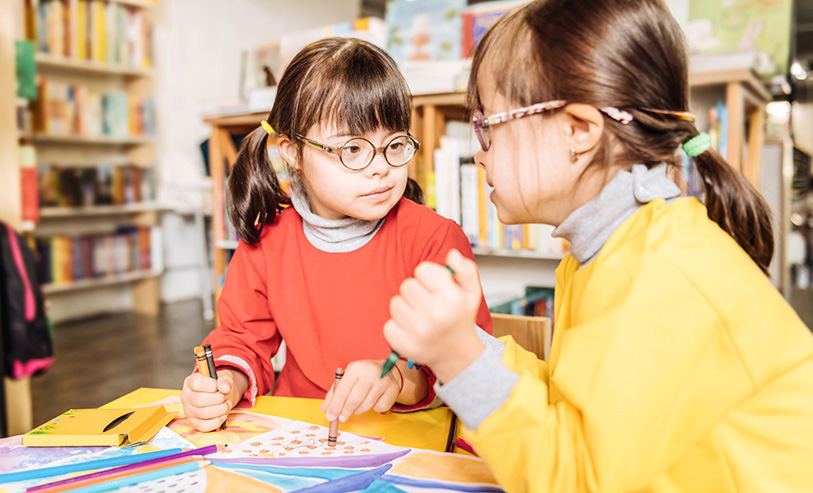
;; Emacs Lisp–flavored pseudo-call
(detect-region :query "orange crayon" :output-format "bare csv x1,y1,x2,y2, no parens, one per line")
327,368,344,447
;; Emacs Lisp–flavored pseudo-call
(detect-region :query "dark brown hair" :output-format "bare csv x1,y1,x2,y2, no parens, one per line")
469,0,774,274
229,37,423,244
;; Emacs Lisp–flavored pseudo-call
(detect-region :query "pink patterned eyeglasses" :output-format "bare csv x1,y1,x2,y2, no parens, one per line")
471,100,635,151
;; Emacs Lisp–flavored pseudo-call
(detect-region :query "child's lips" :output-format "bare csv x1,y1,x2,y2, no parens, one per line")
362,186,393,201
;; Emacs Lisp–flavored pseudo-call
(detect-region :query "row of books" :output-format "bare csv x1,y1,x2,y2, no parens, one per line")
35,226,155,286
23,0,154,69
32,77,156,138
432,122,568,256
38,164,156,208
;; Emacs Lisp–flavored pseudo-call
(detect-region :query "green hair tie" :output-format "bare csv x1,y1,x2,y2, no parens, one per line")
683,132,712,158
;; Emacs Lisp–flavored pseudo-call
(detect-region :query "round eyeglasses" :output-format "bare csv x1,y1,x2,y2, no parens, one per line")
295,133,421,171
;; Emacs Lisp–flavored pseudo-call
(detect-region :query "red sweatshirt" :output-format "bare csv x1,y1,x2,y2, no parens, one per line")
204,197,493,410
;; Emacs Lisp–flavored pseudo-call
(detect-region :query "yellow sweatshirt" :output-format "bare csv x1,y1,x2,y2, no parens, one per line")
464,198,813,492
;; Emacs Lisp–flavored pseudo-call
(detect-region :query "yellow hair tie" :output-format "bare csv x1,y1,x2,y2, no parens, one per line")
260,120,275,135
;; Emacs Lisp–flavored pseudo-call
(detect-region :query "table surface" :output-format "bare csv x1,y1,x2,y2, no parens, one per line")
104,387,456,452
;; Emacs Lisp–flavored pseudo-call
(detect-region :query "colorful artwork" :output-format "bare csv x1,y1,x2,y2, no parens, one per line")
687,0,792,76
0,427,193,493
134,395,294,447
209,421,397,460
2,396,503,492
385,0,466,66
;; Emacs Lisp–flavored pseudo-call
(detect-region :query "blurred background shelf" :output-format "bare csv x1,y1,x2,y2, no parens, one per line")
39,203,164,218
28,134,155,146
43,270,162,295
35,53,154,78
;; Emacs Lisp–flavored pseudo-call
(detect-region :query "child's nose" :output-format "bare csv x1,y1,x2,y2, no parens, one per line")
366,150,391,176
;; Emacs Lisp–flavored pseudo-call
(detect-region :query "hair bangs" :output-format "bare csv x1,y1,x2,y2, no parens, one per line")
298,41,411,137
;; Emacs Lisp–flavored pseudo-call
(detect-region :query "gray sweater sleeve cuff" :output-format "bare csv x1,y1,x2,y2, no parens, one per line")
475,324,506,356
434,345,519,430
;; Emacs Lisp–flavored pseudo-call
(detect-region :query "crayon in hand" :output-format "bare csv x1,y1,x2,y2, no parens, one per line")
381,265,454,379
327,368,344,447
194,344,226,431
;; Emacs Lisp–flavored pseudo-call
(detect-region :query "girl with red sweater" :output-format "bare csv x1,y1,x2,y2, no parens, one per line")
181,37,492,432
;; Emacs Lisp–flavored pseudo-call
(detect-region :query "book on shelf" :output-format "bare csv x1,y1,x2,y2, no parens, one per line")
24,0,153,69
32,77,156,138
35,226,156,286
20,144,40,223
38,164,155,209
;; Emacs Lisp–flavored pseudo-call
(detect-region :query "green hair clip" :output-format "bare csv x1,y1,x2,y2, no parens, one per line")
683,132,712,158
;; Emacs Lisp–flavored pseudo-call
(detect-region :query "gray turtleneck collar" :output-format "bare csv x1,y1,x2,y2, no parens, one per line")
553,163,681,266
290,181,385,253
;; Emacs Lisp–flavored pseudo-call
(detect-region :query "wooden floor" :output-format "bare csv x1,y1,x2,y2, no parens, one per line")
30,299,214,427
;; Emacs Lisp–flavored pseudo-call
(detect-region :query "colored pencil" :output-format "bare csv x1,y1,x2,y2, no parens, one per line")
67,460,209,493
0,448,184,484
28,456,198,493
27,444,224,492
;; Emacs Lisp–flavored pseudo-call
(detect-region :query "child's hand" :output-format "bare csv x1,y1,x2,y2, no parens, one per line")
320,360,401,423
384,249,485,384
181,369,246,432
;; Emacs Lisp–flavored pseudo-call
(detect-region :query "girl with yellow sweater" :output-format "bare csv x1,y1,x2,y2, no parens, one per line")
384,0,813,491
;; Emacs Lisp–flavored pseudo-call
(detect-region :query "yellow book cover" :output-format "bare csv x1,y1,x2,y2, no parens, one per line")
92,0,106,62
77,0,87,60
477,166,487,248
23,406,176,447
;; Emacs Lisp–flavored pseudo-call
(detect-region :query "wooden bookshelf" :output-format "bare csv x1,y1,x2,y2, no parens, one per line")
43,270,161,295
29,133,155,146
472,247,565,261
15,0,161,323
39,202,164,218
35,53,154,78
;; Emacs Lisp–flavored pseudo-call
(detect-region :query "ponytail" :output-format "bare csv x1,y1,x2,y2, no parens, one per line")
227,126,291,245
687,129,774,275
403,177,425,205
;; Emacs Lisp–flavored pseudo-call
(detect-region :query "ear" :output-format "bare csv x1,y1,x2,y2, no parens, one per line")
560,103,604,155
277,136,300,172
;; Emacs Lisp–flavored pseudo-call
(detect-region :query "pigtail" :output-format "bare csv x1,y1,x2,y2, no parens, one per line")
403,177,425,205
687,129,774,275
227,126,291,245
